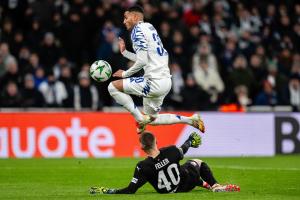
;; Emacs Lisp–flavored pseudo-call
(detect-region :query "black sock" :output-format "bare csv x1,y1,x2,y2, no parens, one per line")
196,179,204,186
199,162,217,186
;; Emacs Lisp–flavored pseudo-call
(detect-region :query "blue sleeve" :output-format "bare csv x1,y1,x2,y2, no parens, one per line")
131,25,148,52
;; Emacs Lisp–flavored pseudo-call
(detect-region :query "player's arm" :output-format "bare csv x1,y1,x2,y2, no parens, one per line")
178,132,201,157
119,37,137,61
121,25,148,78
90,164,147,195
122,50,147,78
113,50,147,78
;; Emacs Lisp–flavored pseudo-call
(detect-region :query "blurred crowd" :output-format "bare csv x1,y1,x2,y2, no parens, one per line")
0,0,300,111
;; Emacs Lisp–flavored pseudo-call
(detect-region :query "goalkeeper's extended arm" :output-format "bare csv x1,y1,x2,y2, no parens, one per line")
180,132,201,154
96,164,147,194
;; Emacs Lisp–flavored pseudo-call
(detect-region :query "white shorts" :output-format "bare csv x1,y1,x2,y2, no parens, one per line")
123,77,172,116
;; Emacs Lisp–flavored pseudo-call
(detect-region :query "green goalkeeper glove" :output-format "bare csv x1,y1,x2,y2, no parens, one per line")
90,186,116,194
189,132,201,148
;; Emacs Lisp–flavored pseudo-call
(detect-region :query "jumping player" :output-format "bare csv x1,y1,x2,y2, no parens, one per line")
107,5,205,133
90,131,240,194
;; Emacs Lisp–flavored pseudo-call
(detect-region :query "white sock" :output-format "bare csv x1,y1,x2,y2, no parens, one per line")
108,83,144,122
149,114,192,125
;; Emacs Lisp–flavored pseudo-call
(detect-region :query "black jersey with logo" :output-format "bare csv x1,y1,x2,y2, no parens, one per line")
116,145,184,194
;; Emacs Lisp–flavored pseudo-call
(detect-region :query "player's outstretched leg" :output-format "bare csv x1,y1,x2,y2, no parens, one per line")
192,159,240,192
108,82,144,122
148,113,205,133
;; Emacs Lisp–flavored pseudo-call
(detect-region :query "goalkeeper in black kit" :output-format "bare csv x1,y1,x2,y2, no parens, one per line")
90,132,240,194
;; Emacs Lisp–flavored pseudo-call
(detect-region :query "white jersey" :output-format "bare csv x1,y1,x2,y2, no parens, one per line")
131,21,171,79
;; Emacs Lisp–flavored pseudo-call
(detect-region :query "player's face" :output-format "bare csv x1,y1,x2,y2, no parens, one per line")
123,11,136,30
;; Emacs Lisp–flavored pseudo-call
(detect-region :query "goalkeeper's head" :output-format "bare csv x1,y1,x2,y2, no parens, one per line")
139,131,157,153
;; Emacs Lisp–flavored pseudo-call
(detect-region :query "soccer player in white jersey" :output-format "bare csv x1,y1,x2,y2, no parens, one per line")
108,5,205,134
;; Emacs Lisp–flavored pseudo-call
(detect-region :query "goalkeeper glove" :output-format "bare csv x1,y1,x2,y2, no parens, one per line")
189,132,201,148
90,186,116,194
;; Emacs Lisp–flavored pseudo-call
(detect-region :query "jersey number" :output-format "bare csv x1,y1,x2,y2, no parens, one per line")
157,164,180,191
152,33,165,56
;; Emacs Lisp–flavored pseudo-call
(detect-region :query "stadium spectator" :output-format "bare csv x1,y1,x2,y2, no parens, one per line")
165,62,184,108
33,67,47,89
10,30,26,57
38,71,67,107
0,81,22,107
183,0,204,27
220,38,238,75
234,85,252,108
96,21,120,63
24,53,42,75
18,46,31,73
0,42,15,76
59,65,74,108
1,19,14,46
255,80,278,106
193,40,225,101
280,74,300,111
265,60,288,95
38,32,62,71
74,71,99,110
227,55,256,96
53,56,73,79
158,21,172,53
21,74,45,107
0,56,22,90
181,74,207,111
27,19,44,52
249,54,267,85
62,9,86,66
169,30,189,76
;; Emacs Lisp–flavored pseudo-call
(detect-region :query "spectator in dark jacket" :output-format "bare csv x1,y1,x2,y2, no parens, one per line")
74,71,100,110
0,81,22,107
21,74,45,107
255,80,278,106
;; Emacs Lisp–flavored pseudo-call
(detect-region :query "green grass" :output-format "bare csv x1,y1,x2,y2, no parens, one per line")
0,156,300,200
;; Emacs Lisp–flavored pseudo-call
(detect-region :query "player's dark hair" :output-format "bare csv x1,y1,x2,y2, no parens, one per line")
126,5,144,15
139,131,155,151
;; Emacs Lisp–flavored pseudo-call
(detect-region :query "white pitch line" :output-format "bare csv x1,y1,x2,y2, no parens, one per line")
213,165,300,171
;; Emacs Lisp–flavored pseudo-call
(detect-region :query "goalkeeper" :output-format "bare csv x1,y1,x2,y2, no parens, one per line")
90,132,240,194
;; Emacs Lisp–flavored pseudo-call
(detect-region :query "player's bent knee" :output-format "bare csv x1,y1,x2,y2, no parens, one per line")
108,82,117,94
112,80,123,91
191,159,203,167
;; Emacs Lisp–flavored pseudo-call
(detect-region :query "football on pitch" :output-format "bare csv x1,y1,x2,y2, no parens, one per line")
90,60,112,82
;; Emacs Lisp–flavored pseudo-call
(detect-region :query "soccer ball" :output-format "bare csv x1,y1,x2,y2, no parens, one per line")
90,60,112,82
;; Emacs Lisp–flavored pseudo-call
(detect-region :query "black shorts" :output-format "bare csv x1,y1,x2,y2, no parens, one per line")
176,160,202,193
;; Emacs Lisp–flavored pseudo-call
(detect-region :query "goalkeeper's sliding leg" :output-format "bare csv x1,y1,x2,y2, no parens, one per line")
180,159,240,192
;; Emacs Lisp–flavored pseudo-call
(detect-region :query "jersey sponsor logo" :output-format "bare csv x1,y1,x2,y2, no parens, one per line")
155,158,170,170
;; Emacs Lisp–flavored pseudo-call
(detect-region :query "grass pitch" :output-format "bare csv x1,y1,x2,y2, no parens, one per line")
0,156,300,200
